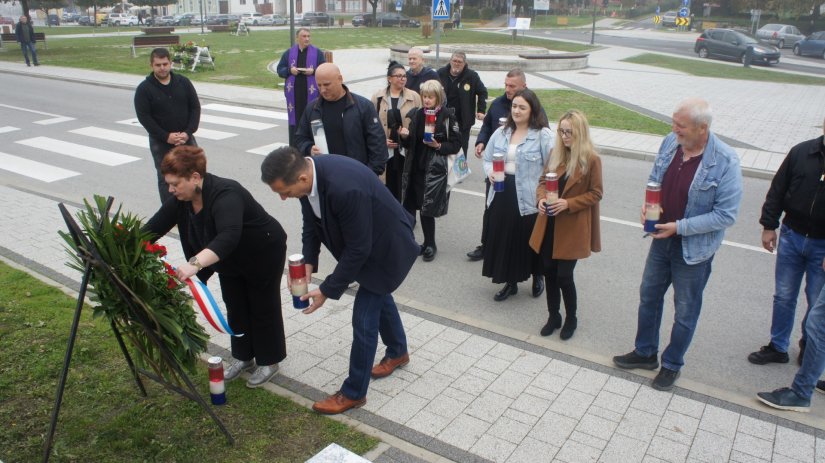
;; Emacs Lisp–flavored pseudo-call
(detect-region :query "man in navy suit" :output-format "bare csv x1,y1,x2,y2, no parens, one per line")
261,147,419,414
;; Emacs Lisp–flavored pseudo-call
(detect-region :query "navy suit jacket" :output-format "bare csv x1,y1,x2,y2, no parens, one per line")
301,155,419,299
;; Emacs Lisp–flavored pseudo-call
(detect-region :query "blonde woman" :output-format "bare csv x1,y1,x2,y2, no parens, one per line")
529,109,603,340
399,79,461,262
371,61,422,201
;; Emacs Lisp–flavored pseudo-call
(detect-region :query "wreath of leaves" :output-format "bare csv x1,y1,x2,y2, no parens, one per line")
61,196,208,385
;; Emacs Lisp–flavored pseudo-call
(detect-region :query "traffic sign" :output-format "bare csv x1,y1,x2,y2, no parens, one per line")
675,16,690,26
432,0,450,20
396,0,402,11
678,6,688,16
656,5,660,14
653,15,661,24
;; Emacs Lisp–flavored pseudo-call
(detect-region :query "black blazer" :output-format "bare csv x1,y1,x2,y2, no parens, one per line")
301,155,419,299
146,173,286,280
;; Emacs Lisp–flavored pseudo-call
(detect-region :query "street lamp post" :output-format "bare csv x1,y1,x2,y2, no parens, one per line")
590,0,596,45
199,0,205,33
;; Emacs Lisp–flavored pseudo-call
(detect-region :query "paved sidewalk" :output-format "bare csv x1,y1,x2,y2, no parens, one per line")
3,185,825,463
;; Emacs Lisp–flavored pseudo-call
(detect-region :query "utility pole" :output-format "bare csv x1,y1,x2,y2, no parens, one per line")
590,0,596,45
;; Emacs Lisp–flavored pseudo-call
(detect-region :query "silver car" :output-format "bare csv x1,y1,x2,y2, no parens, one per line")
756,23,805,49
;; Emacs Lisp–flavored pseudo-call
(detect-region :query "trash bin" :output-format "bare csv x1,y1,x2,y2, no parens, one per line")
338,17,344,27
422,23,431,38
743,45,753,67
324,50,333,63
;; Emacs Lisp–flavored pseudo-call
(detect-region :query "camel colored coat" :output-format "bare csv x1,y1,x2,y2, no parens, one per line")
529,154,603,260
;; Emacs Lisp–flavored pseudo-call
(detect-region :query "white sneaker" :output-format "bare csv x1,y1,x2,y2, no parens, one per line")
246,364,279,388
224,359,254,381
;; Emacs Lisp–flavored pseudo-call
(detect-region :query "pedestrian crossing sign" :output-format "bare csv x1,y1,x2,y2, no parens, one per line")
432,0,450,20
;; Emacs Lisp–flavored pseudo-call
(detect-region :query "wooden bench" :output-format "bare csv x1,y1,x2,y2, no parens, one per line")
206,25,231,32
131,34,180,57
1,32,47,49
141,26,175,35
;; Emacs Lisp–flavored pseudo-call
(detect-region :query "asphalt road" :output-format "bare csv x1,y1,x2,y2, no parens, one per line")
0,72,819,421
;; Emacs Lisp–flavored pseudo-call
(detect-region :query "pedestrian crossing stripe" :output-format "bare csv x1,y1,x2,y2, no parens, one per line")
0,126,20,134
35,117,76,125
116,119,238,141
0,103,75,126
16,137,140,166
200,114,278,130
246,142,289,155
0,151,80,182
70,127,149,148
202,103,289,120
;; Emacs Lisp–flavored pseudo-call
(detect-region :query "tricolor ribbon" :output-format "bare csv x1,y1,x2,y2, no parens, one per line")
185,276,242,337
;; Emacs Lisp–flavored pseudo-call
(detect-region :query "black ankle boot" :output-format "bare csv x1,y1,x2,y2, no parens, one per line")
532,274,545,298
560,316,577,340
540,312,562,336
494,283,518,301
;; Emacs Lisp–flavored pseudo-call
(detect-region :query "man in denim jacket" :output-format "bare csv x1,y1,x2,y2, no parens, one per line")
613,98,743,391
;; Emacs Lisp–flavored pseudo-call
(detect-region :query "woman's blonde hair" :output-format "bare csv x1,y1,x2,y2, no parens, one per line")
547,109,596,178
418,79,445,108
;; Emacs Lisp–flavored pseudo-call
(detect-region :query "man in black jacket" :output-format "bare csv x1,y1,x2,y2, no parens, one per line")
405,47,438,94
134,48,201,203
467,69,528,261
749,119,825,367
14,15,39,67
295,63,387,176
437,51,487,158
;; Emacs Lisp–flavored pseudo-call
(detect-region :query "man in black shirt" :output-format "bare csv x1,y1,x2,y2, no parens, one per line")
134,48,201,203
295,63,387,176
405,47,438,94
437,51,487,158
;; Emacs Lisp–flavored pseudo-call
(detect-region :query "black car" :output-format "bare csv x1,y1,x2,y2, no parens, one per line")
376,12,420,27
694,28,780,65
47,14,60,26
352,14,374,27
300,12,334,26
77,15,92,25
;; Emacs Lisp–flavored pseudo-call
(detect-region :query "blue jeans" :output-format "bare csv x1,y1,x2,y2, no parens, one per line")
21,42,39,65
634,237,714,371
770,224,825,352
791,284,825,400
340,287,407,400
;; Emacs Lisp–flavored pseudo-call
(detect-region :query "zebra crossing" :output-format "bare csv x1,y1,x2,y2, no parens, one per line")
0,103,290,183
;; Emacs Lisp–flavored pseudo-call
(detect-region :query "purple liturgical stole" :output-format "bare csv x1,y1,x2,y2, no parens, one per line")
285,45,319,126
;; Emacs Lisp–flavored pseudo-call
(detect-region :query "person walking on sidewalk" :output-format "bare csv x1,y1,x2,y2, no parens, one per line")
758,270,825,413
262,148,419,415
405,47,438,95
437,51,487,159
482,89,552,302
749,118,825,367
529,110,603,340
15,15,39,67
134,48,201,203
467,69,533,262
146,146,288,389
613,97,742,392
276,28,325,147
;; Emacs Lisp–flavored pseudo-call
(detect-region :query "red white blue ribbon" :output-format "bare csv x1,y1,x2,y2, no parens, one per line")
186,277,242,337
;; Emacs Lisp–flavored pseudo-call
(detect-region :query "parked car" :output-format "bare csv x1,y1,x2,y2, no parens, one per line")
376,12,420,27
175,13,197,25
62,12,81,22
108,13,138,26
260,14,287,26
756,23,805,49
241,12,263,25
694,28,780,65
153,15,176,26
47,14,60,26
352,14,374,27
661,11,677,27
77,15,93,25
793,31,825,59
300,12,334,26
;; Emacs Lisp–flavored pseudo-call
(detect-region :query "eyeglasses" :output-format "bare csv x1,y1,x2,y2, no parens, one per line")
391,74,407,79
558,129,574,137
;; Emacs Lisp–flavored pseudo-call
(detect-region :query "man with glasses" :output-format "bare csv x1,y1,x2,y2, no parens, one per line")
748,117,825,368
437,51,487,159
613,98,742,392
467,69,533,262
405,47,438,94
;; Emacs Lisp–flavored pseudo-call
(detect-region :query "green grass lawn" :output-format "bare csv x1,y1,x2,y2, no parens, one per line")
530,14,602,28
0,261,378,462
623,53,825,86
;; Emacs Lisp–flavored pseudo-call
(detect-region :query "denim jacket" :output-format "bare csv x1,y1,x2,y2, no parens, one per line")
483,126,554,215
651,132,743,264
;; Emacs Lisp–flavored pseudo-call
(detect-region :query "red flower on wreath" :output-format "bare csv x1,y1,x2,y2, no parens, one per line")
163,261,178,289
143,241,168,257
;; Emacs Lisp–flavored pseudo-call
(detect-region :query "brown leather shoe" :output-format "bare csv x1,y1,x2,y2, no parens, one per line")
312,391,366,415
371,352,410,378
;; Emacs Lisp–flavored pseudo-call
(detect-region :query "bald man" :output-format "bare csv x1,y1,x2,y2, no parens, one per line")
295,63,387,175
405,47,438,94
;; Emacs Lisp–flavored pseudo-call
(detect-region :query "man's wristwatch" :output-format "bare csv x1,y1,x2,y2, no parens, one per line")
188,256,203,271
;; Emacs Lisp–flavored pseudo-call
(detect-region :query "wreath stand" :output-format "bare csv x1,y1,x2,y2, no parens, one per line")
42,199,234,463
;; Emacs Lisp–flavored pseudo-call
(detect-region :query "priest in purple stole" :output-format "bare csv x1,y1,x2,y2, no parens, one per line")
277,27,326,146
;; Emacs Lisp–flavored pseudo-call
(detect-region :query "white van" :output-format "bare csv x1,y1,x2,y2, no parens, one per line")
241,12,263,25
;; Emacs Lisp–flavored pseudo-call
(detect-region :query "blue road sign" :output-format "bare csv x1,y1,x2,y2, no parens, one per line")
678,6,688,16
682,0,688,6
396,0,402,10
656,5,660,14
433,0,450,19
